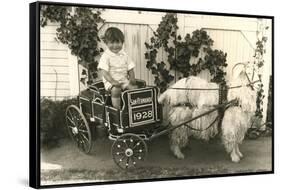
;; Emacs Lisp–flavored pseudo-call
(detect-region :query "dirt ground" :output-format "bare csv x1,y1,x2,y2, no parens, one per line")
41,135,272,185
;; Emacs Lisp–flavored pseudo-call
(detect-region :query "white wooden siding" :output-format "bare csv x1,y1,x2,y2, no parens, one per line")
181,14,258,81
205,29,255,80
40,23,79,100
40,9,272,122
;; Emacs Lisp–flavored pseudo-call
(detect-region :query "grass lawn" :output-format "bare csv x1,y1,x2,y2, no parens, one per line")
41,166,265,185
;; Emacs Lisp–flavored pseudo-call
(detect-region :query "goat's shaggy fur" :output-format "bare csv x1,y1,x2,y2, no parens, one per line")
189,106,219,141
158,77,219,108
160,70,257,162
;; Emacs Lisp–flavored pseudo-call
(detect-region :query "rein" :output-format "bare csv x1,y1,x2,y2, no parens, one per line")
183,115,220,131
166,80,260,91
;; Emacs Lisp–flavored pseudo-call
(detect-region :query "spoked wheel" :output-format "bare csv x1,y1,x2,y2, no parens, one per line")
65,105,92,154
111,133,148,170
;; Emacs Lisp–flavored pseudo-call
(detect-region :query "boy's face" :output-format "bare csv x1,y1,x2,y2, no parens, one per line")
106,41,123,54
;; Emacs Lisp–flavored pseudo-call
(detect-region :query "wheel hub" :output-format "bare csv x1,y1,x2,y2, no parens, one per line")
72,127,79,135
125,148,133,157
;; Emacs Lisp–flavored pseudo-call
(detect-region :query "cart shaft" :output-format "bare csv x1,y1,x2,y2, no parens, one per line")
148,99,238,141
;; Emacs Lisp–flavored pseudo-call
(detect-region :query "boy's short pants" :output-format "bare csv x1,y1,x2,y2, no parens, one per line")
104,79,130,91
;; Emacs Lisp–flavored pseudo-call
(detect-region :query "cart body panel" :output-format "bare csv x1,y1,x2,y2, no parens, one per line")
78,80,162,135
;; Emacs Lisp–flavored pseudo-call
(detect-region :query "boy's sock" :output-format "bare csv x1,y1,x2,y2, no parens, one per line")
111,97,121,109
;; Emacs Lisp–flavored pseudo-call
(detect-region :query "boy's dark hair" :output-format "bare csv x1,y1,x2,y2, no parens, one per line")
102,27,124,43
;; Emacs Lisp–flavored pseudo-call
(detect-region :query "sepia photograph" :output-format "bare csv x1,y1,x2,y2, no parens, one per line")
30,1,273,188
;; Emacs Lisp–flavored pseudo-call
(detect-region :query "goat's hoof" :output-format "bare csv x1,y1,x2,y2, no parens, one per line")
231,154,240,163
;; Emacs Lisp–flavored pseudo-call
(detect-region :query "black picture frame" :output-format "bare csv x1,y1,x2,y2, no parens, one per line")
30,1,274,188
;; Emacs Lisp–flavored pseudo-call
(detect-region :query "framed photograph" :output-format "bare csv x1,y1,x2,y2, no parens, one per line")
30,1,274,188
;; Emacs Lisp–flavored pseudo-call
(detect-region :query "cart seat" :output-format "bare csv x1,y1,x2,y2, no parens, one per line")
88,81,109,103
88,79,147,106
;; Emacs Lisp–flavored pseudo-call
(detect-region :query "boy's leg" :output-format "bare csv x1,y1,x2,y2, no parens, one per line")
126,84,138,90
122,80,138,90
111,86,122,109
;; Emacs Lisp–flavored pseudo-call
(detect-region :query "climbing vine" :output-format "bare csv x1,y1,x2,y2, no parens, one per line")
40,5,105,84
145,13,227,92
144,13,177,92
254,22,269,119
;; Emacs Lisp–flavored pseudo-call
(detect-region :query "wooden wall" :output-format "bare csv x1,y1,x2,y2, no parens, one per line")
39,9,272,122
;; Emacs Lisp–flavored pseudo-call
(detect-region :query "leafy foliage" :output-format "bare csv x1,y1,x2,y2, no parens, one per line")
40,98,78,149
266,76,272,123
40,5,69,27
144,13,178,92
254,28,268,119
145,13,227,92
40,5,105,84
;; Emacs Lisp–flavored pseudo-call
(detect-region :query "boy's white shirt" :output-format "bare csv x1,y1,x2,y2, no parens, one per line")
98,48,135,90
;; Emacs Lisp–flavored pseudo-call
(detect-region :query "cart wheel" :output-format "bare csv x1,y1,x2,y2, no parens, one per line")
65,105,92,154
111,133,148,170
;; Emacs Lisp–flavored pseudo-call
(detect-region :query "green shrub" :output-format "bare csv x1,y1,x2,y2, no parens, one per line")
40,98,78,149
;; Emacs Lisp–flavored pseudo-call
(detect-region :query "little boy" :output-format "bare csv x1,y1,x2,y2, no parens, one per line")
98,27,137,109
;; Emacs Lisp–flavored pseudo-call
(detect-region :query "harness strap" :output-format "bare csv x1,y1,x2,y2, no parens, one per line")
184,115,220,131
218,84,228,131
167,80,260,91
